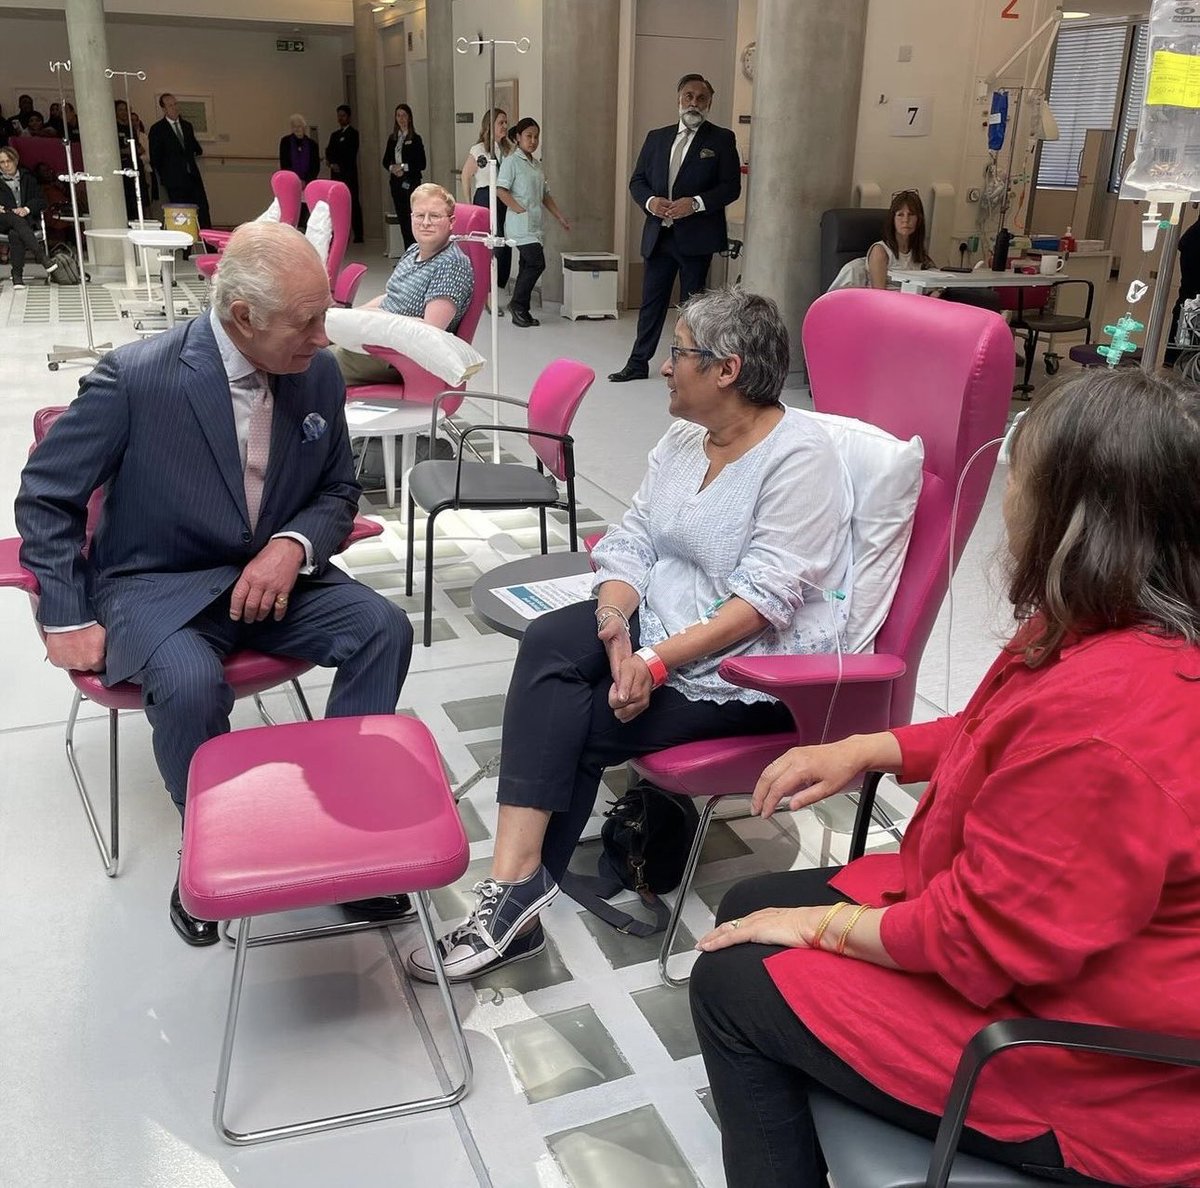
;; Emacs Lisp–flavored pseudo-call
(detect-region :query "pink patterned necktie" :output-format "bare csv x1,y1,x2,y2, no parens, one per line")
240,371,273,532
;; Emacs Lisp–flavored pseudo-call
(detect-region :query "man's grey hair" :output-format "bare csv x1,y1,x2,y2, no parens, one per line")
212,222,324,329
677,286,789,406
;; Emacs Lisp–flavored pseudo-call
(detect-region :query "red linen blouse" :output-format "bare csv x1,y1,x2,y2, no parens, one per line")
765,627,1200,1186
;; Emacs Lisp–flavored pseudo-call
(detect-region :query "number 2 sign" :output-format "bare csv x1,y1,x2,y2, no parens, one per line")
890,96,933,137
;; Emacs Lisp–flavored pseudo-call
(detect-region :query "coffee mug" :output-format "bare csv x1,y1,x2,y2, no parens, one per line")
1039,254,1064,276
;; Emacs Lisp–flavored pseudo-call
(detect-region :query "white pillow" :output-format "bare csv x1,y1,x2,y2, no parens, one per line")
325,307,486,387
305,200,332,264
255,197,282,223
798,409,923,653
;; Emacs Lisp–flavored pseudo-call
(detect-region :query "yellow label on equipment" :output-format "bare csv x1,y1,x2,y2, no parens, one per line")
1146,50,1200,108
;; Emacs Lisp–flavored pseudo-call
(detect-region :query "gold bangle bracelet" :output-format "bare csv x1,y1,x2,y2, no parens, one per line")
835,903,872,957
809,901,850,950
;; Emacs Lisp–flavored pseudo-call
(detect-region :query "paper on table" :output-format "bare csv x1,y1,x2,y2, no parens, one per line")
491,571,594,620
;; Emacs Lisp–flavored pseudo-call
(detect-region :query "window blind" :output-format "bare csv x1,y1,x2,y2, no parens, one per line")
1109,22,1149,192
1037,23,1128,189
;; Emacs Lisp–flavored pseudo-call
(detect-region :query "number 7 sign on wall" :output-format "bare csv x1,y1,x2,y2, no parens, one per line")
891,96,933,137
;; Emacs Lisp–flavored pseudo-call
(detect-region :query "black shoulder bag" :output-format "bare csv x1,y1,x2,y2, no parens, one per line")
559,780,699,937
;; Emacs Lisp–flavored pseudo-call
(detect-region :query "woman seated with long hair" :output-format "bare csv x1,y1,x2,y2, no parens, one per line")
405,286,854,985
690,368,1200,1188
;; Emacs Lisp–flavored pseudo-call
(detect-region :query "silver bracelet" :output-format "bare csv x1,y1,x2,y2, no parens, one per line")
595,605,630,634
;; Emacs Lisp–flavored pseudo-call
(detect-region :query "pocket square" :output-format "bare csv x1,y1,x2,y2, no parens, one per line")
700,147,716,159
302,412,327,442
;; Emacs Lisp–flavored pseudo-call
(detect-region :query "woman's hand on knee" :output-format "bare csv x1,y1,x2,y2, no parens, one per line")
752,737,876,819
695,906,821,953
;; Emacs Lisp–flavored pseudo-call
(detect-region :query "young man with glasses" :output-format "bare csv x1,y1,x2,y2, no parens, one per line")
331,182,474,387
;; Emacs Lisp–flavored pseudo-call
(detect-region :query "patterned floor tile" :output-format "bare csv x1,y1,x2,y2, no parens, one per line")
443,693,507,732
495,1005,632,1104
472,931,573,1001
546,1104,701,1188
630,984,699,1061
457,798,491,844
696,1088,719,1127
578,909,695,971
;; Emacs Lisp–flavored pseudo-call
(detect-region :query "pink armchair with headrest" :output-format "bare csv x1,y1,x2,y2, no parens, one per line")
196,171,305,278
629,289,1014,985
303,178,367,307
0,406,385,877
345,202,492,411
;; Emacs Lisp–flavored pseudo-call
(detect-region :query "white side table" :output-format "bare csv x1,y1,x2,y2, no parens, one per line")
128,229,193,329
345,400,449,510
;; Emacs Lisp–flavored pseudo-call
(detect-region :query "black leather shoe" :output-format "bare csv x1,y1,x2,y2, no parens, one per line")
608,362,650,382
509,309,539,328
170,881,220,946
342,894,415,921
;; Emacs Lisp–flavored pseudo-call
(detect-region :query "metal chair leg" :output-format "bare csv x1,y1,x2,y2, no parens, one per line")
405,492,416,596
658,796,721,988
211,892,472,1145
63,690,120,877
290,680,314,721
538,507,548,554
252,694,276,727
423,508,437,648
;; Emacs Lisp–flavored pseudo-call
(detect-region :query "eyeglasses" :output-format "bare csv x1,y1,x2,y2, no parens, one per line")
411,211,450,224
669,344,716,365
891,188,921,201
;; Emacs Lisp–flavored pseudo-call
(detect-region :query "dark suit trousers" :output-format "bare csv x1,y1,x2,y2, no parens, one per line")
389,175,416,248
132,579,413,809
496,601,790,881
163,177,211,230
345,171,363,242
629,227,712,369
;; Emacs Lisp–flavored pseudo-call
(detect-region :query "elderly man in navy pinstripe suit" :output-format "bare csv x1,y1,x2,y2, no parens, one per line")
16,223,413,945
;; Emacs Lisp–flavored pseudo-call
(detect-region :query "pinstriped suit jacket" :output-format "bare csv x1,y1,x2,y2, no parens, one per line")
15,314,359,686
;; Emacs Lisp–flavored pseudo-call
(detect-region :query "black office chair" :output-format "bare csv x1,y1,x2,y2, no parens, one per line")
1009,279,1095,394
820,208,890,291
811,1018,1200,1188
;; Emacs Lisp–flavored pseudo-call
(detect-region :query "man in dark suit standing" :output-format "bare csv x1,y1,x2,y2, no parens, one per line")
610,75,741,382
148,92,212,229
325,103,363,243
16,223,413,945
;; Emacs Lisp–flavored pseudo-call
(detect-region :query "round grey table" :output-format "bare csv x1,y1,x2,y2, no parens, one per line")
470,552,593,639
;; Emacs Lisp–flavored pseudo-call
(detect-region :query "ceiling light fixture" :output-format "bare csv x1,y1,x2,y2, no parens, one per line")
1061,11,1091,18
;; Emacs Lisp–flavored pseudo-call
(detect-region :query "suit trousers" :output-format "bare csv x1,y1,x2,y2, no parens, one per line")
0,211,44,278
629,227,712,369
496,600,791,881
132,579,413,809
691,869,1084,1188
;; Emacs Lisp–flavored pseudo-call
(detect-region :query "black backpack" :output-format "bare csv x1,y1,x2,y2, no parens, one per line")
48,242,81,285
560,780,700,936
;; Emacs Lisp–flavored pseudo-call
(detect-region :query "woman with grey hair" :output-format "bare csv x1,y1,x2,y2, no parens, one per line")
279,114,320,228
407,286,855,984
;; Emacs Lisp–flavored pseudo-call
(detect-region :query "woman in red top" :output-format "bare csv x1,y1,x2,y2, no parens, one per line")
689,369,1200,1188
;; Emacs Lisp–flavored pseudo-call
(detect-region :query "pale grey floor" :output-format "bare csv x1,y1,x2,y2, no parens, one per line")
0,241,1032,1188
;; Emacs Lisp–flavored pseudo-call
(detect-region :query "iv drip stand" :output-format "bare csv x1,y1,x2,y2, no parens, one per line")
47,60,112,373
105,68,155,303
455,34,530,464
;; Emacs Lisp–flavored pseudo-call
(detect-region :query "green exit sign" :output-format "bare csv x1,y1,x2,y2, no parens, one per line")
276,38,305,52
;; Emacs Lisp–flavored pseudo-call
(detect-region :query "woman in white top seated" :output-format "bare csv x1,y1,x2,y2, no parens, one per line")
406,286,855,985
866,190,934,288
830,190,934,292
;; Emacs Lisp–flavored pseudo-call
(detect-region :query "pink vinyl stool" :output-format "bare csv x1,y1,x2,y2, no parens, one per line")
181,714,472,1145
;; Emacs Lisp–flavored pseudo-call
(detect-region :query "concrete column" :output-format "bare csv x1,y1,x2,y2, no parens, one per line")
352,0,384,239
425,0,456,191
63,0,126,267
541,0,620,304
742,0,869,373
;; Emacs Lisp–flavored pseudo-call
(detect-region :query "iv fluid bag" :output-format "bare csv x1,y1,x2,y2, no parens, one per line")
1121,0,1200,201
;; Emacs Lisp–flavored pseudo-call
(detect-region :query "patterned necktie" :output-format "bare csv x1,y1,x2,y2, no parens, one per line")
172,119,185,146
239,372,273,532
664,129,692,227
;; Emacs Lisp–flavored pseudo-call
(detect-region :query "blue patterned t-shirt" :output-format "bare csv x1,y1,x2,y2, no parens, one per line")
381,241,474,330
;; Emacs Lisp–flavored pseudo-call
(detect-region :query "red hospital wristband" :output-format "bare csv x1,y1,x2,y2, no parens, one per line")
635,645,668,687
